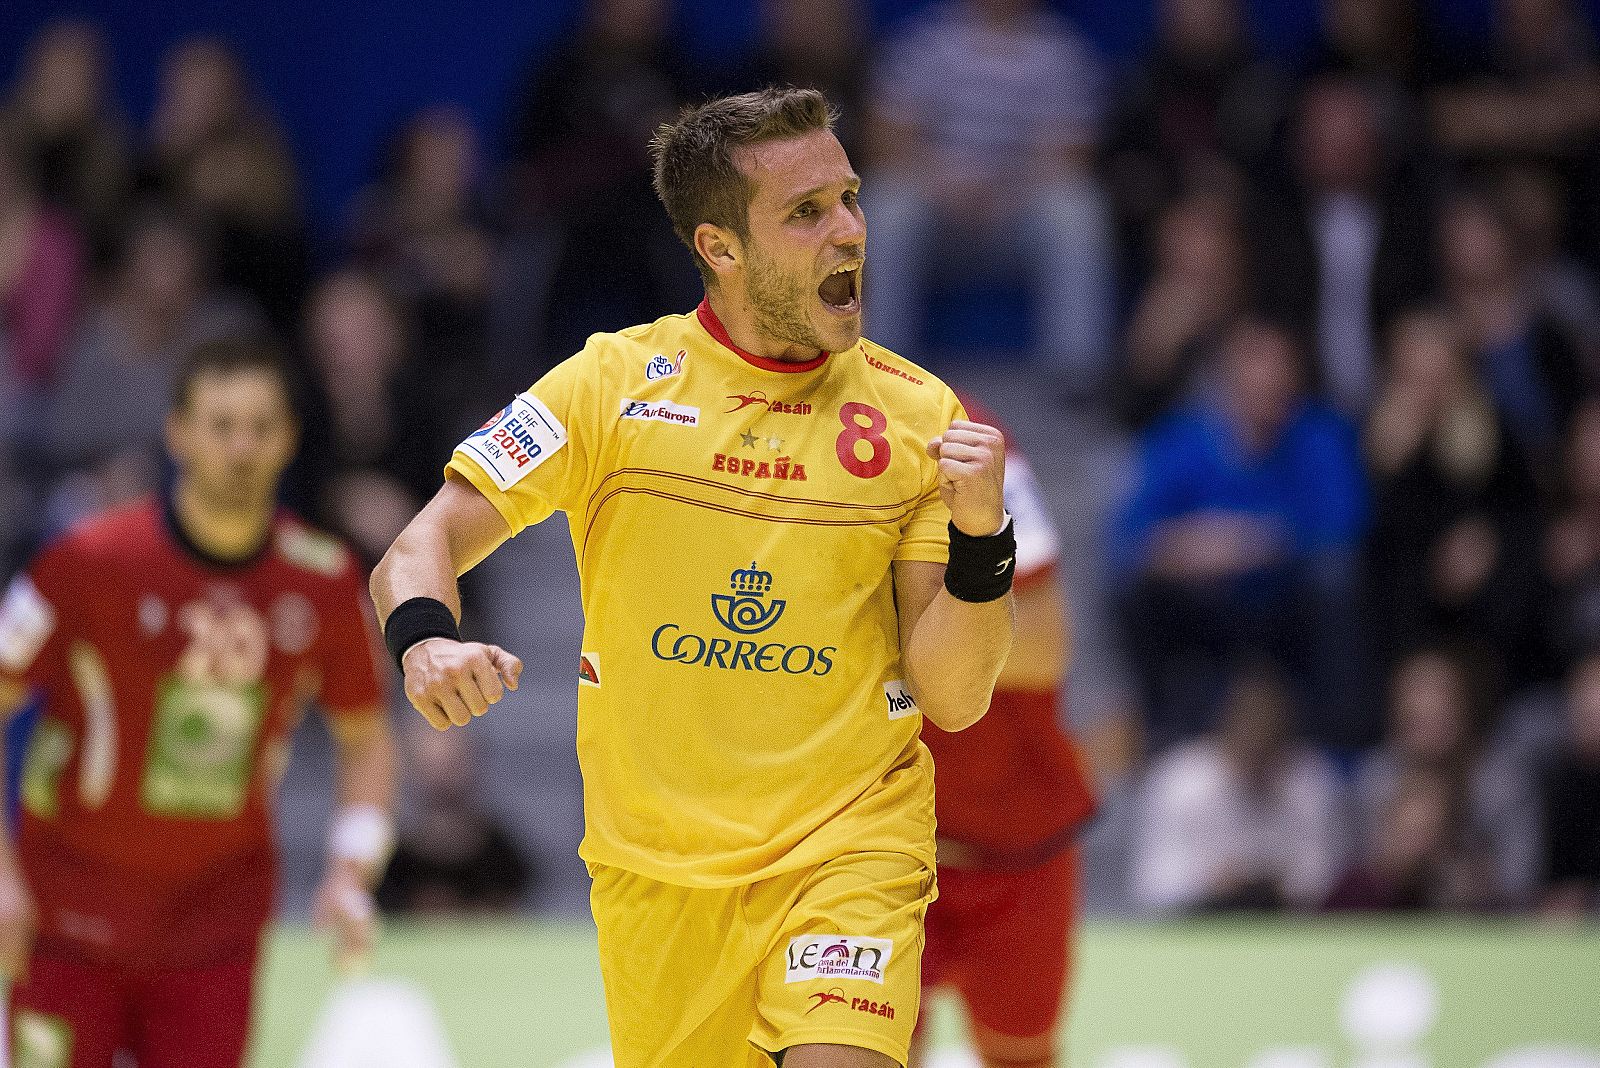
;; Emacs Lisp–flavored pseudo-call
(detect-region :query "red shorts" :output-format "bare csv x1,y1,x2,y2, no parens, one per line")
9,953,257,1068
921,844,1080,1040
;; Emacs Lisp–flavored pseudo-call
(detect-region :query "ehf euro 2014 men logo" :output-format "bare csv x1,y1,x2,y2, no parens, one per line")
711,562,785,634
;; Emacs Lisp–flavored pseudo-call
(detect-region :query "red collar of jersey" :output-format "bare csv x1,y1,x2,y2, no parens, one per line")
695,298,830,373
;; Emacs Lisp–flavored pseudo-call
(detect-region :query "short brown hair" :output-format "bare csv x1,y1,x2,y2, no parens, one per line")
173,335,299,415
650,87,836,281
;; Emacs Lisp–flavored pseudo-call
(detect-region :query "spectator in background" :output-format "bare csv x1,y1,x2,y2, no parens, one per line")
1364,309,1544,688
0,124,85,411
499,0,698,367
1111,318,1368,747
1307,0,1433,134
1543,401,1600,673
863,0,1113,390
1251,76,1434,419
296,269,487,563
1493,163,1600,366
1325,764,1502,911
1102,0,1284,269
1437,190,1588,467
1542,650,1600,917
141,37,308,332
43,212,258,496
1115,190,1245,430
1429,0,1600,165
348,106,495,368
377,717,535,915
1355,647,1537,906
739,0,870,159
1132,665,1344,913
1,19,130,260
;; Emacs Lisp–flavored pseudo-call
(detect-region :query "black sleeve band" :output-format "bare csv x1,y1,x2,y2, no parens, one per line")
943,515,1018,603
383,597,461,672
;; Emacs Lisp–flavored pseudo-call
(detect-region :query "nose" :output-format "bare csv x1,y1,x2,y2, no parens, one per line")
831,201,865,249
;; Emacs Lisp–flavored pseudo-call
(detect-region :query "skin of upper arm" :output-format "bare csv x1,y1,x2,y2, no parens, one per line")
430,474,516,577
892,560,944,668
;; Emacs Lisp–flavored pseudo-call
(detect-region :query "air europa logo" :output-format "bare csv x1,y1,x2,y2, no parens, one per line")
650,563,836,676
620,398,699,426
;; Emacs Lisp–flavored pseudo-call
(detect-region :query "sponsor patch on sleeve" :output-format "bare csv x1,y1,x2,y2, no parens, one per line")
0,574,56,674
579,653,601,687
884,679,919,720
785,934,893,984
458,392,568,491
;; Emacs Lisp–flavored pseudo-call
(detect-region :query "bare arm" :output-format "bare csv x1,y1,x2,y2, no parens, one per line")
371,476,513,622
995,572,1070,692
371,477,524,731
896,420,1017,732
311,708,398,969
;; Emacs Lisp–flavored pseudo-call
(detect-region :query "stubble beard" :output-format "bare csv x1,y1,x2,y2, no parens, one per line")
746,248,831,356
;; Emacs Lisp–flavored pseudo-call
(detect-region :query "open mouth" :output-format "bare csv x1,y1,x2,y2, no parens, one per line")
817,261,862,316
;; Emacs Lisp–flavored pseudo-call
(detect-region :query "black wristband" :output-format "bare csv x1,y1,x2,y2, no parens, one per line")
944,515,1017,603
383,597,460,672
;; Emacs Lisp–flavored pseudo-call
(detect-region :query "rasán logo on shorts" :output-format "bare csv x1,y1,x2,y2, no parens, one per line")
785,935,893,984
710,562,784,634
650,563,836,676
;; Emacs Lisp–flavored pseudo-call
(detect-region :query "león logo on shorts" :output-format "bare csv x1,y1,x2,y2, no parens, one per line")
784,934,893,984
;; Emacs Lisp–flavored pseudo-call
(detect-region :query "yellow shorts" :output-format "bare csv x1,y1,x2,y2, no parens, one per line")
589,850,936,1068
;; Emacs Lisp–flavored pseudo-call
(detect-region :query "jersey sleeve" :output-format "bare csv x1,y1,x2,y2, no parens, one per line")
0,543,74,690
893,389,966,564
314,561,389,717
1003,451,1062,588
445,343,602,534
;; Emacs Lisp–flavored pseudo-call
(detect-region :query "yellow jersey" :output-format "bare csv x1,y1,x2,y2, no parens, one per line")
447,301,962,887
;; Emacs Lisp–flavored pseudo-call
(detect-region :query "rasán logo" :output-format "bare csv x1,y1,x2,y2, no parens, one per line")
711,562,785,634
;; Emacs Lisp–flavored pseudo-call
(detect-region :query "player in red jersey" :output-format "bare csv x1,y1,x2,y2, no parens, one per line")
915,397,1096,1068
0,338,396,1068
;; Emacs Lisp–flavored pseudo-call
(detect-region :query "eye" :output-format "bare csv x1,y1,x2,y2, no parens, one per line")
792,202,816,220
843,189,859,207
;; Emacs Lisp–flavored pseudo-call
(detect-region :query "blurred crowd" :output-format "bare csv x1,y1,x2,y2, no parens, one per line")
3,0,1600,920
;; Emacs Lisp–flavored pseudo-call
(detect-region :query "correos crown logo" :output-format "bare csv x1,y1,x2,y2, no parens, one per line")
711,562,785,634
649,561,836,676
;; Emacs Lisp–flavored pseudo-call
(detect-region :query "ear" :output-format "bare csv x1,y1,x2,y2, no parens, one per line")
694,222,740,281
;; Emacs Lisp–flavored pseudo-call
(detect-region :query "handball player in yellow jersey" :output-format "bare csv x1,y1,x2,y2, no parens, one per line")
372,88,1017,1068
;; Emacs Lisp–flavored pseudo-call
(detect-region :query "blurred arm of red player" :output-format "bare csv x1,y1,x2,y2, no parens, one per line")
0,676,36,979
997,565,1071,693
314,706,397,972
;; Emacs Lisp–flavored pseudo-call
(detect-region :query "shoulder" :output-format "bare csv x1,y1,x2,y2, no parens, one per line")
41,499,160,570
270,511,359,585
853,339,958,415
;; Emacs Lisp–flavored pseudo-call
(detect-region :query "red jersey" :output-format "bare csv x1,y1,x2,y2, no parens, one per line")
0,497,385,967
921,401,1096,865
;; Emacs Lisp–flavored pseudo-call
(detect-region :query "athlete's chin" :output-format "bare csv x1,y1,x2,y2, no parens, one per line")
814,307,862,353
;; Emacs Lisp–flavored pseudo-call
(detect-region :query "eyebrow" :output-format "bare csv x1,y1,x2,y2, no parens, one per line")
781,175,862,210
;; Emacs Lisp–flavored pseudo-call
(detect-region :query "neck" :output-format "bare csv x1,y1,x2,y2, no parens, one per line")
171,480,274,564
704,288,822,363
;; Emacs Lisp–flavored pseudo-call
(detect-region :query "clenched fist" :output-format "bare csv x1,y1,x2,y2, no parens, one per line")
926,420,1007,537
402,638,523,730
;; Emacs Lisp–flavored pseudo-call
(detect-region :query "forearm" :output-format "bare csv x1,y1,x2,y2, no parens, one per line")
327,718,398,886
905,591,1013,732
371,522,464,625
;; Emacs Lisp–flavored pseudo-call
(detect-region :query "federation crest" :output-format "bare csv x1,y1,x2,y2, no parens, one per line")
710,562,786,635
